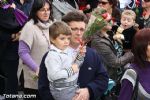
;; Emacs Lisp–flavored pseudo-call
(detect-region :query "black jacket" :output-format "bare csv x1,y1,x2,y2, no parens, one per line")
0,0,33,60
112,26,137,49
0,8,21,60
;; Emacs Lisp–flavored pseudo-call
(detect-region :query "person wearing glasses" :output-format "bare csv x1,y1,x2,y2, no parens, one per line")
98,0,121,24
38,11,109,100
18,0,53,99
91,8,133,83
90,8,134,99
44,21,86,100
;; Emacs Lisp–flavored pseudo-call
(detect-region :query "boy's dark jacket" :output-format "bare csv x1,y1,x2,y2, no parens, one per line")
38,47,109,100
112,25,137,49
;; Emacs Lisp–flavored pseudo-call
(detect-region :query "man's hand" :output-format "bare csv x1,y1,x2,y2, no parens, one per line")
79,45,86,56
72,88,90,100
72,64,79,73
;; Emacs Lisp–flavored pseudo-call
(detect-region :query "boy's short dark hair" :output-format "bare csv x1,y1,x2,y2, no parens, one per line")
49,21,71,39
62,11,88,24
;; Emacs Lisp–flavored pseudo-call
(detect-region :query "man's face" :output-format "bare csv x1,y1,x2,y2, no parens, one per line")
68,21,86,46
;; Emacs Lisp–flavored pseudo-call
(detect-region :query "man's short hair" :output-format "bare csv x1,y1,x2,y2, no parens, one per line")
62,11,88,24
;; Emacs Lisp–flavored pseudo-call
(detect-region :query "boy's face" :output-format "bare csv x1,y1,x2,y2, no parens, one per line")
121,15,135,29
51,34,71,50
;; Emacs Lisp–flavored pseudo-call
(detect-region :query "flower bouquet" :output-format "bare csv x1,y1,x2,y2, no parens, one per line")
135,0,140,15
75,8,112,63
0,0,28,26
83,7,112,42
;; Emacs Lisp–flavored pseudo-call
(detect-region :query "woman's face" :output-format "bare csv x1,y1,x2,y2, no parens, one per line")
37,2,50,22
98,0,112,12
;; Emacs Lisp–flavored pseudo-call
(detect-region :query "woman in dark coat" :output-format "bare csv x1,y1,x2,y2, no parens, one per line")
0,0,33,96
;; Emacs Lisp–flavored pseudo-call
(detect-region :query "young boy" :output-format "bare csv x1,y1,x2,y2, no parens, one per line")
44,21,86,100
113,9,137,51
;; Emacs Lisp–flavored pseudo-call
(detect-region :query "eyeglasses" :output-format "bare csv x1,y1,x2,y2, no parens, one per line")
71,28,85,32
99,1,109,5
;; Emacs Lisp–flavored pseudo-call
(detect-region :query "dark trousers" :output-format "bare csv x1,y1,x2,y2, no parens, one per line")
18,70,24,91
0,74,5,95
0,60,19,95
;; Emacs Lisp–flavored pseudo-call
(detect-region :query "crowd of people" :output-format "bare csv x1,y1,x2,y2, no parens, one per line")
0,0,150,100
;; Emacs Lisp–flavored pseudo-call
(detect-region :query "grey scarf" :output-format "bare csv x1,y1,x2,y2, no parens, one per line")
36,20,53,30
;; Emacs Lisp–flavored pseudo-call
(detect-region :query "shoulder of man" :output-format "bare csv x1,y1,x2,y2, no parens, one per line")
86,46,97,55
85,46,103,63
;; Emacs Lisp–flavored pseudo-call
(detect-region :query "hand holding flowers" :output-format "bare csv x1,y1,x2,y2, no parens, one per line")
83,7,112,42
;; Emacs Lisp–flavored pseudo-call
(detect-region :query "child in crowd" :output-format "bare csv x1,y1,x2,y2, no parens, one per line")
44,21,86,100
113,9,137,51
